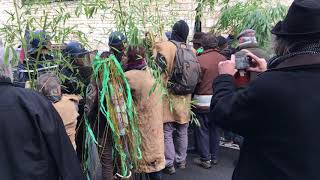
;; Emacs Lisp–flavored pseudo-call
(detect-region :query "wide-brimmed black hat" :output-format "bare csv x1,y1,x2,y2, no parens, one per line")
271,0,320,39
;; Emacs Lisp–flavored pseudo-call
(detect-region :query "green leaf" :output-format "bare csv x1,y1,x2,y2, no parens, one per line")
4,46,10,65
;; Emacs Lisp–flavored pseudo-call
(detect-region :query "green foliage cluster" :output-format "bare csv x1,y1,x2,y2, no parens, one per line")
0,0,177,91
198,0,288,49
0,0,289,128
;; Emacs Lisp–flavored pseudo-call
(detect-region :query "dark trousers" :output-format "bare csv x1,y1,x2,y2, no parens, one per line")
195,112,220,161
147,171,162,180
224,131,234,142
135,171,162,180
99,137,114,180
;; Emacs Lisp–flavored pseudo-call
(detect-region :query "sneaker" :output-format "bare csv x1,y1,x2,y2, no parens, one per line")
163,166,176,175
220,141,240,150
176,161,187,169
233,159,239,167
211,159,219,165
193,158,212,169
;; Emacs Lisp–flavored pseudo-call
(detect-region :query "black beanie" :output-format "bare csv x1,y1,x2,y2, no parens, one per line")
171,20,189,43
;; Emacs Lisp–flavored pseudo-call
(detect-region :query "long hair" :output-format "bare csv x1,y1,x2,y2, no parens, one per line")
127,46,145,63
124,46,146,71
37,72,62,102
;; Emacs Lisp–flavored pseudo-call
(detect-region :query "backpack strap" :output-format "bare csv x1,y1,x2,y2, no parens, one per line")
170,40,187,48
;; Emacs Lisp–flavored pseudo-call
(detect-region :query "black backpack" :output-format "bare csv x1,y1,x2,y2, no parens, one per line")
168,40,201,95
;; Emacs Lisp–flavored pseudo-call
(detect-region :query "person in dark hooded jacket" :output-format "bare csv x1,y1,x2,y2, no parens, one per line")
0,47,85,180
210,0,320,179
171,20,189,43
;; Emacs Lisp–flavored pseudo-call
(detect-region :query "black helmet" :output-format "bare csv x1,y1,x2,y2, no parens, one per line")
63,41,89,58
28,30,51,54
108,31,127,46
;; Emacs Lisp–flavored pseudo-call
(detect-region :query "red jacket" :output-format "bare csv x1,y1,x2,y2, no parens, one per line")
194,49,226,111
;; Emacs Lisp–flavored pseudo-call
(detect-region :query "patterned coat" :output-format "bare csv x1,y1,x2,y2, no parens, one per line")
125,69,165,173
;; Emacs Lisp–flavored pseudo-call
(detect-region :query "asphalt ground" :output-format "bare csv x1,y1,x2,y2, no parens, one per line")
163,147,239,180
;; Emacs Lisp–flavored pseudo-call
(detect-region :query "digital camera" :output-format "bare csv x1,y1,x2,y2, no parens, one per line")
235,51,252,70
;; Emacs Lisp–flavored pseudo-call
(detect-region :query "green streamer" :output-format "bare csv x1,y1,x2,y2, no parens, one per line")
84,113,98,145
91,53,142,177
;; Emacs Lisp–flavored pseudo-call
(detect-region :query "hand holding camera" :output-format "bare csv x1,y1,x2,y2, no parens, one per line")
238,49,267,73
218,49,267,76
218,55,237,76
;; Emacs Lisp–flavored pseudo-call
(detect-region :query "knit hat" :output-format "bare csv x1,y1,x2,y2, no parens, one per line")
171,20,190,43
237,29,257,44
237,29,256,40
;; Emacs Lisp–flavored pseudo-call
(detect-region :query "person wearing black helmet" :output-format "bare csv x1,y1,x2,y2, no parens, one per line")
100,31,127,64
16,30,54,88
84,31,127,180
62,41,94,95
61,41,96,164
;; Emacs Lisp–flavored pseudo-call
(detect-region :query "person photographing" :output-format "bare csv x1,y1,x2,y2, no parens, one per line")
210,0,320,179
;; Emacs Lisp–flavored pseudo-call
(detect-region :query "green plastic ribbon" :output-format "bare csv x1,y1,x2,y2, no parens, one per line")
197,47,204,54
91,53,142,177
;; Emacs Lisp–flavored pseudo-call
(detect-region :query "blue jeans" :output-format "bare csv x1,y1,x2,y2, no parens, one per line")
195,112,220,161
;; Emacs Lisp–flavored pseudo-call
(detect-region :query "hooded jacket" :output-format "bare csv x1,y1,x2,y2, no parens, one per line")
0,79,84,180
153,41,192,124
171,20,189,43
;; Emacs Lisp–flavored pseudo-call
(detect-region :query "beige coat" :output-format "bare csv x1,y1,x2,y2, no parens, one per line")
53,94,82,150
153,41,192,124
125,69,165,173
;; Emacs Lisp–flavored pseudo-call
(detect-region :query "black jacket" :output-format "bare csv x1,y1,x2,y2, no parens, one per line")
0,79,85,180
210,54,320,180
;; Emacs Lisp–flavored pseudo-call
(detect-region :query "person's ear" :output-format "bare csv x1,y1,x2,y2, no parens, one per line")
239,37,244,43
57,86,62,96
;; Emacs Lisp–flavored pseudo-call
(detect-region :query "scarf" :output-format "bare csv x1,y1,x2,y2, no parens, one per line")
124,59,147,72
268,42,320,69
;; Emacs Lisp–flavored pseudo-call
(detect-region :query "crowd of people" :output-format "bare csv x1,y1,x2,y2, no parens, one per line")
0,0,320,180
